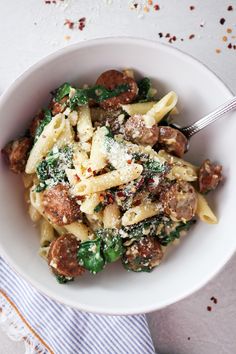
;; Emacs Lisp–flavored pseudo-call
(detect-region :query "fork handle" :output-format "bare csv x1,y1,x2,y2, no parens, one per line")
181,96,236,138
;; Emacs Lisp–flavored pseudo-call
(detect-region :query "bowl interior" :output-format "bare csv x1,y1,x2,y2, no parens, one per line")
0,38,235,314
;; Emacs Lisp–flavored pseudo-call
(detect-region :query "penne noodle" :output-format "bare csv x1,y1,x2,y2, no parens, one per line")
77,105,94,142
64,222,92,241
103,203,121,229
196,193,218,224
143,91,178,125
40,218,55,247
25,113,66,173
73,164,143,196
122,202,161,226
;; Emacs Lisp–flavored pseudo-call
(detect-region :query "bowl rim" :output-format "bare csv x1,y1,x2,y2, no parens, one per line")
0,36,234,315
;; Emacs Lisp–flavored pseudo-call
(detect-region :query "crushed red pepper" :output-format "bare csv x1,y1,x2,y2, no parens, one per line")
154,4,160,11
189,5,195,10
220,18,226,25
189,34,195,39
207,306,212,312
64,19,74,29
210,296,218,304
227,5,233,11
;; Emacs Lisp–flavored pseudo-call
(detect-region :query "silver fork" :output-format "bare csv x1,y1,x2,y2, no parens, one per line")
171,96,236,140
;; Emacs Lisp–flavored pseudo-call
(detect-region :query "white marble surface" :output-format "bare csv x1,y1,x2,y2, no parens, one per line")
0,1,236,353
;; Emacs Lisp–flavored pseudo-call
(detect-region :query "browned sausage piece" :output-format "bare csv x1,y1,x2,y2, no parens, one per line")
29,111,44,138
2,137,32,174
158,126,188,158
96,70,138,109
123,236,163,272
160,181,197,222
42,184,81,226
48,234,85,277
124,114,159,146
199,159,223,194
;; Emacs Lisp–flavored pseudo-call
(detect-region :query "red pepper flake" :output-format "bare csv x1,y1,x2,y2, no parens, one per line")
87,167,92,173
210,296,218,304
76,175,81,182
158,32,163,38
117,191,125,198
187,337,191,340
64,19,74,29
165,33,170,38
233,45,236,50
220,18,226,25
189,5,195,10
133,200,141,206
78,17,86,31
108,197,114,204
99,194,105,202
189,34,195,39
227,5,233,11
148,0,153,5
45,0,51,3
227,28,232,33
215,48,221,54
181,38,184,41
228,43,232,49
207,306,212,312
222,35,228,42
133,3,138,8
154,4,160,11
127,159,132,164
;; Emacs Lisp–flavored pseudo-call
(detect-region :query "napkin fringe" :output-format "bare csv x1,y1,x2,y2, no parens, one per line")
0,291,51,354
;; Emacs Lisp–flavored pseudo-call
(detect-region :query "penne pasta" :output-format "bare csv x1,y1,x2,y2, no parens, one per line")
89,127,108,171
167,165,198,182
103,203,121,229
196,193,218,224
77,105,94,142
80,193,100,214
143,91,178,125
73,164,143,196
64,222,92,241
28,203,41,223
122,202,161,226
40,218,55,247
122,101,156,116
25,113,66,173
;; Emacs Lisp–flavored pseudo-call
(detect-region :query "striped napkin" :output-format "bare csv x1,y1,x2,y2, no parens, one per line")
0,257,156,354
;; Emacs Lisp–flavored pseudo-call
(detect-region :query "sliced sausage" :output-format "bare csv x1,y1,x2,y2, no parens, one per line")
199,159,223,194
2,137,32,174
29,111,44,138
160,181,197,222
158,126,188,158
42,184,81,226
48,234,85,277
96,70,138,110
122,236,163,272
124,114,159,146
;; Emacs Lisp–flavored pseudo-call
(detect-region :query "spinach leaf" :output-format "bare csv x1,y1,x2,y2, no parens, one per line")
54,82,71,102
34,109,52,142
70,84,129,110
132,152,168,177
55,275,74,284
137,78,151,101
96,229,123,263
121,217,161,240
77,239,105,274
94,202,104,213
157,220,196,246
35,146,73,192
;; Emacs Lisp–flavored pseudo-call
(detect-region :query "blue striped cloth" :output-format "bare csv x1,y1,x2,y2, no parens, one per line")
0,257,156,354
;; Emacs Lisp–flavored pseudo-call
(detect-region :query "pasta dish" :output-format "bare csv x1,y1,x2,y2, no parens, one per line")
2,69,223,283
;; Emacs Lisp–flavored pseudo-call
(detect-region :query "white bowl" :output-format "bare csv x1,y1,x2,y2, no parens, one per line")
0,38,235,315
